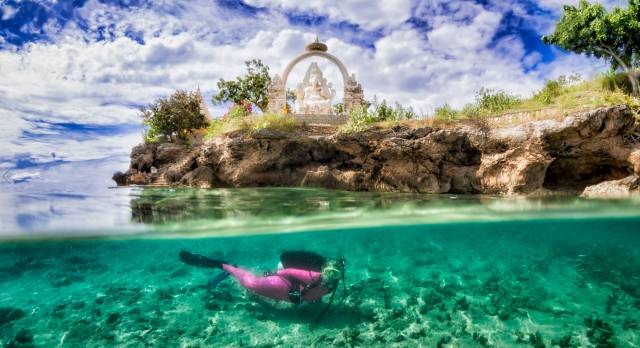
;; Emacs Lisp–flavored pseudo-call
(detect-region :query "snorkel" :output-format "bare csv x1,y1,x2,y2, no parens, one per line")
315,257,347,322
321,262,342,283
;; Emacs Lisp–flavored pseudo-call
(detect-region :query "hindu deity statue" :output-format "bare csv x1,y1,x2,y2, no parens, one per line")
294,62,336,114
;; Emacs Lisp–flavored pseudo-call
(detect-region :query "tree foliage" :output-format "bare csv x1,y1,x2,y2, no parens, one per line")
212,59,271,112
542,0,640,96
141,90,209,142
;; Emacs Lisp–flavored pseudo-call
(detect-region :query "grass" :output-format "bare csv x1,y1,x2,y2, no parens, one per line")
430,74,638,126
206,113,298,139
342,73,639,133
340,74,639,134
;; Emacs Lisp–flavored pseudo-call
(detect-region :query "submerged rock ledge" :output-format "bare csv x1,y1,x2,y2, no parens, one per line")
114,105,640,196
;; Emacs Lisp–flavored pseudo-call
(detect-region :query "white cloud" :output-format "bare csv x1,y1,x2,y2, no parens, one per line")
0,0,610,168
1,4,17,20
245,0,414,30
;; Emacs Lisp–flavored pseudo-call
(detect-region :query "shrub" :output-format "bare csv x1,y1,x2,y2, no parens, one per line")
340,99,416,133
460,103,480,118
430,88,518,121
226,100,253,119
141,90,209,143
389,101,416,121
599,71,636,95
434,104,459,121
533,75,580,104
370,98,415,122
340,106,377,133
475,88,520,114
534,79,564,104
372,98,394,121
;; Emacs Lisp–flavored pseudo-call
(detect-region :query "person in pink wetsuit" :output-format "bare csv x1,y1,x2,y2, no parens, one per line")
179,250,345,305
222,264,332,302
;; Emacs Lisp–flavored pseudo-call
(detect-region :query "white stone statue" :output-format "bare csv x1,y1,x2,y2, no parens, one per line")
294,62,336,114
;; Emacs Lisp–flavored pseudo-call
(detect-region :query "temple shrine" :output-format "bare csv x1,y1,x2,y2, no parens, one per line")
267,38,365,123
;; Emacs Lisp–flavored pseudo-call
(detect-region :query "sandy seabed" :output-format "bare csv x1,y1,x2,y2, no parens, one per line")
1,218,639,347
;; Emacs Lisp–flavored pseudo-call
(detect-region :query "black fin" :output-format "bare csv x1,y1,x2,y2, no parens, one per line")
208,271,230,289
179,251,223,269
280,251,327,272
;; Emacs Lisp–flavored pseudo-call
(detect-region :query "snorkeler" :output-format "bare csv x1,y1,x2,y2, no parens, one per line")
179,250,346,319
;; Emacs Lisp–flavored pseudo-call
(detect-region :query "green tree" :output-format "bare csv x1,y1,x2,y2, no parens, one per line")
542,0,640,97
141,89,209,142
212,59,271,112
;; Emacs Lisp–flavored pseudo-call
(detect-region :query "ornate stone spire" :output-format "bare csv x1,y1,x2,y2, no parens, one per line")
305,37,328,52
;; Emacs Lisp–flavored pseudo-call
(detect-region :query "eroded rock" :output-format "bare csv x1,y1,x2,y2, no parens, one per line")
114,105,640,196
582,175,640,198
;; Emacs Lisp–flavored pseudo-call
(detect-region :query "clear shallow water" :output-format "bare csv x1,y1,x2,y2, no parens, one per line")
1,219,639,347
1,173,640,346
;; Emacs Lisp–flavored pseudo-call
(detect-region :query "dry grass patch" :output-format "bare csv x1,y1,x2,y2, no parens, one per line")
206,113,298,139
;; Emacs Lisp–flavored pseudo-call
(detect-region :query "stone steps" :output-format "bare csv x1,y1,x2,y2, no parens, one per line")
146,174,169,188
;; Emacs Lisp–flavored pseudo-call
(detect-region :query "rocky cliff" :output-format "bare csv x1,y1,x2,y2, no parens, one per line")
113,105,640,196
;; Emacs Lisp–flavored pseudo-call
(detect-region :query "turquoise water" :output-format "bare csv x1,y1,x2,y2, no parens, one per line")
1,186,640,347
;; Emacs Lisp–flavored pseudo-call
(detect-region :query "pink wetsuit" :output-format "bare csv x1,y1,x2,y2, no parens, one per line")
222,264,330,302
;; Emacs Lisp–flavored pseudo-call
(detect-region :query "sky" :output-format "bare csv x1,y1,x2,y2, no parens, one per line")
0,0,620,177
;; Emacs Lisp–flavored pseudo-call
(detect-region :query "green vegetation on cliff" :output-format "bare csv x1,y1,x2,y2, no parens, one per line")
340,98,415,133
432,73,639,124
141,90,209,143
206,112,297,139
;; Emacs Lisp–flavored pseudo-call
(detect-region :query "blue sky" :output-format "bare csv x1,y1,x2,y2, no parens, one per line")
0,0,615,176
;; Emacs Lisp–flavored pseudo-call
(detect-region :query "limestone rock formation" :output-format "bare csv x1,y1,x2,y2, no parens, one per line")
582,175,640,198
113,105,640,196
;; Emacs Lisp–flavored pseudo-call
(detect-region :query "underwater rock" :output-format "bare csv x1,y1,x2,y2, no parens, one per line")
436,335,452,348
6,329,34,348
550,335,577,348
115,105,639,195
622,317,638,330
105,312,120,326
453,296,470,311
47,271,84,287
0,307,26,326
528,331,546,348
584,317,615,348
7,257,47,276
472,332,490,346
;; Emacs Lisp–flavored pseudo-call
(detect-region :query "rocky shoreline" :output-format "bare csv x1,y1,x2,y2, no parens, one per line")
114,105,640,197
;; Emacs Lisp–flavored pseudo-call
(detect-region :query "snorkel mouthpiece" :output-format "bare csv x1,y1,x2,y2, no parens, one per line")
322,262,342,281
